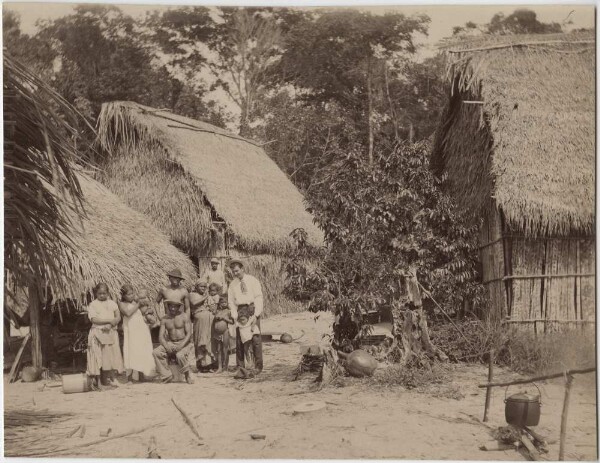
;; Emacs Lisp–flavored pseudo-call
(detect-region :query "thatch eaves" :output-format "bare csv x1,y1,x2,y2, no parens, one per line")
97,101,325,255
433,32,595,236
68,175,196,299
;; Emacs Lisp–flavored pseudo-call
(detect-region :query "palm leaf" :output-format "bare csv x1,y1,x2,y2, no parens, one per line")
4,52,94,297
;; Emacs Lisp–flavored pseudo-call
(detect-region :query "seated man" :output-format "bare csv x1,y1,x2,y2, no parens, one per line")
152,299,195,384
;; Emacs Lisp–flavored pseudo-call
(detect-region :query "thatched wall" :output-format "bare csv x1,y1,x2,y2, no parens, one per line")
435,32,596,328
434,32,595,237
97,101,324,256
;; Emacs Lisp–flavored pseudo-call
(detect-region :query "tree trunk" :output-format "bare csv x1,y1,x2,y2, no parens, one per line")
366,59,374,166
408,122,415,143
28,282,43,369
383,63,399,140
393,268,448,365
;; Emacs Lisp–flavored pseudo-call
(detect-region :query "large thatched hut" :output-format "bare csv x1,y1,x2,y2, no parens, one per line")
6,176,195,315
97,101,324,313
432,32,595,331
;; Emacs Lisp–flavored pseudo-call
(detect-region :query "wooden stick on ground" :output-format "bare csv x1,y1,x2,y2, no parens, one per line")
559,374,574,461
520,432,540,461
17,421,167,457
483,349,494,422
171,397,203,442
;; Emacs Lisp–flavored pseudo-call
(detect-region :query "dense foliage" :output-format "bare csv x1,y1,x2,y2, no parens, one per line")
285,140,485,348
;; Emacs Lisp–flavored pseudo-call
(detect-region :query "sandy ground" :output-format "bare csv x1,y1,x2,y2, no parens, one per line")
4,311,597,460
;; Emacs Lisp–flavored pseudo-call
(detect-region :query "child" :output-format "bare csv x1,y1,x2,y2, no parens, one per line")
236,307,261,371
206,283,221,314
86,283,124,391
137,289,158,328
212,295,234,373
118,285,156,383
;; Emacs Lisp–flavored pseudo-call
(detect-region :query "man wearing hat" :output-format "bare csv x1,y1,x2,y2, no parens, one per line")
201,258,227,292
156,269,190,318
227,258,264,373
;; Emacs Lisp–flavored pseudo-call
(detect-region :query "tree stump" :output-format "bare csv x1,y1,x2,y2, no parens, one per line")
392,268,448,365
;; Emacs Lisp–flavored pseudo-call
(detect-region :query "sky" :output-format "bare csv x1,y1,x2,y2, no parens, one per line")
3,1,596,122
4,2,596,51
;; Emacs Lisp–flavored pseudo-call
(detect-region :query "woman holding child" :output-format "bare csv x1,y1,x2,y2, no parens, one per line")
118,285,156,382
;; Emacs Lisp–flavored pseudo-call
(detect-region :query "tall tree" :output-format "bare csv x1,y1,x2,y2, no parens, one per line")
277,10,429,164
208,8,283,136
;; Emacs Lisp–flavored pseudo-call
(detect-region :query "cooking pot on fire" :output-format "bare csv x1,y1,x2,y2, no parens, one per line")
504,383,541,427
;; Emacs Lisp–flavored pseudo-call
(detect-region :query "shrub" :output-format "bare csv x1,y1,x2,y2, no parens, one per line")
430,318,596,375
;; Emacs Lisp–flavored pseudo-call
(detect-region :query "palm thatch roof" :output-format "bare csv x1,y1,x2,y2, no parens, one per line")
97,101,324,256
432,31,595,236
67,175,196,299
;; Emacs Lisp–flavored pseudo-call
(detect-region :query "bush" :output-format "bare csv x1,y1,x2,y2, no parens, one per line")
430,318,596,375
496,327,596,375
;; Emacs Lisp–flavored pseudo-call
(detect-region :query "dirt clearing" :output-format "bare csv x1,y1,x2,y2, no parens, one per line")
4,311,597,460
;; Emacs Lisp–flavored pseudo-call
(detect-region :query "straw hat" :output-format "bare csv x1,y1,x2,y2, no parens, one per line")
167,268,184,280
210,258,220,264
228,258,244,268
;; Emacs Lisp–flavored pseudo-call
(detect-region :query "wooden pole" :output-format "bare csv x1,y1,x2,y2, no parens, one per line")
558,374,574,460
479,367,595,388
483,349,494,422
28,283,43,369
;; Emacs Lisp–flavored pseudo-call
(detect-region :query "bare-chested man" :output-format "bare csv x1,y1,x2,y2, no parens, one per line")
152,300,195,384
156,269,190,318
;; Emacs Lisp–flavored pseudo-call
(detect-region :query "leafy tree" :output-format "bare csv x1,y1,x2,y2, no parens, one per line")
276,10,429,164
285,140,484,352
453,8,562,36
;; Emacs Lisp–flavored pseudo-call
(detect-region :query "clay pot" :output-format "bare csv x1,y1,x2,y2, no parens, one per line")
340,350,378,377
280,333,293,343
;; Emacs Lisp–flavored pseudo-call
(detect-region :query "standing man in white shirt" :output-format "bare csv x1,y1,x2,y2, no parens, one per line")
201,258,227,293
227,258,263,373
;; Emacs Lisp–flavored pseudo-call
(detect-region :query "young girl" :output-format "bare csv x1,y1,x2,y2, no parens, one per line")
86,283,124,391
212,295,234,373
118,285,156,383
206,283,221,314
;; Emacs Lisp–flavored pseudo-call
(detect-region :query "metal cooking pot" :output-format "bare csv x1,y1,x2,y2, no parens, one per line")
505,383,541,427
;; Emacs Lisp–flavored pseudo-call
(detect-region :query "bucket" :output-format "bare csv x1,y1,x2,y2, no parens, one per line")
62,373,92,394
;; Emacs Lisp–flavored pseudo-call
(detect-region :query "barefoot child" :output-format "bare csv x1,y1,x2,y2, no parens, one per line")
212,295,234,373
86,283,124,390
206,283,221,314
236,307,260,371
118,285,156,383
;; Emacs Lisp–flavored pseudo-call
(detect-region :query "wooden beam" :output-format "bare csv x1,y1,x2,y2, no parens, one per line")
8,333,31,383
28,283,43,369
479,367,595,388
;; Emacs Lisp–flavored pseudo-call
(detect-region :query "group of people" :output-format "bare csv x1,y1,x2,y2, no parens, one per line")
86,258,264,390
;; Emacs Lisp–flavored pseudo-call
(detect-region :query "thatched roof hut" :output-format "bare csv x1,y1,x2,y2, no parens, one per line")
432,32,595,329
69,175,196,298
6,176,196,317
97,101,324,257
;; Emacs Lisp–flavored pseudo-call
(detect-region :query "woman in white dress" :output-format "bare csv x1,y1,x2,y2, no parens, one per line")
118,285,156,382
